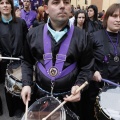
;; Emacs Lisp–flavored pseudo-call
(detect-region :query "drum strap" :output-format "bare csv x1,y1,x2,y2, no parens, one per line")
36,83,71,96
37,24,76,81
37,62,76,79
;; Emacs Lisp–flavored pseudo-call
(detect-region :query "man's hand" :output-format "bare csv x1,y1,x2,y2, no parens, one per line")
63,85,81,102
93,71,102,82
21,86,31,105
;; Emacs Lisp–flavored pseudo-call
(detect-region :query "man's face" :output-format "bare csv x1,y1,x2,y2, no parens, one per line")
0,0,12,16
23,0,30,9
45,0,71,24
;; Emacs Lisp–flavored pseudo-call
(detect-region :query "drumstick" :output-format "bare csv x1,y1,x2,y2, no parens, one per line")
25,100,29,120
42,81,88,120
0,56,20,60
102,78,120,87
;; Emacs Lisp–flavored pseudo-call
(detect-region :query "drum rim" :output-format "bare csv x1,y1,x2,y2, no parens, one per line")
95,96,114,120
5,79,21,97
6,69,22,83
21,96,66,120
28,96,65,111
95,86,120,120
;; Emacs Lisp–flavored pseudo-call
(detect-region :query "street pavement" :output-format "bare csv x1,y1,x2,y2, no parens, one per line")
0,83,22,120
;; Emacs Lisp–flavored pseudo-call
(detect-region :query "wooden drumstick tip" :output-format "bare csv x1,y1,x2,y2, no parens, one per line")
42,118,46,120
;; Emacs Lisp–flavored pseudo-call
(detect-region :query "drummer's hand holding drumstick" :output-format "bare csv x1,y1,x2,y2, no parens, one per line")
42,81,88,120
21,86,31,105
92,71,102,82
63,85,81,102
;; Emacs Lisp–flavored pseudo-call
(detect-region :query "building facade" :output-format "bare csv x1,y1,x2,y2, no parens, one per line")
71,0,120,12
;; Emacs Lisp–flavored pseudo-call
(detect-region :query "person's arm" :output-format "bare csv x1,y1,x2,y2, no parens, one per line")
75,32,94,87
22,30,35,86
21,30,36,104
64,30,94,102
89,32,103,82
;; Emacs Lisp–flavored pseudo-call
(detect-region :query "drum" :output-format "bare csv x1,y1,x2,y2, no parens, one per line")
21,96,79,120
95,86,120,120
5,61,35,97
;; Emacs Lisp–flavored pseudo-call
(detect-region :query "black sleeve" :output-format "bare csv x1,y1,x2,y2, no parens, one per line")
75,31,94,86
21,30,36,87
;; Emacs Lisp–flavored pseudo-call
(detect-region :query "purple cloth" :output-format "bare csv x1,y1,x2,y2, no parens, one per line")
21,9,37,28
31,0,43,10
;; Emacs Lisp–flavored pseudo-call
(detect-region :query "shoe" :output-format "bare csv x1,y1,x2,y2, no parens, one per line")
0,97,3,116
14,109,23,118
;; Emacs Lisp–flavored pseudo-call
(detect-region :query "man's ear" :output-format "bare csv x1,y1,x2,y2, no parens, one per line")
44,5,49,14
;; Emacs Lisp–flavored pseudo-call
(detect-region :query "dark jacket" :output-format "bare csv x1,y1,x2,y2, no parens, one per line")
90,29,120,82
0,18,28,58
87,19,103,33
22,24,94,93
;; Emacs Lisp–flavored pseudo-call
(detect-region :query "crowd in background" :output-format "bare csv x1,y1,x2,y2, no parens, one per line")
14,1,105,31
0,0,119,120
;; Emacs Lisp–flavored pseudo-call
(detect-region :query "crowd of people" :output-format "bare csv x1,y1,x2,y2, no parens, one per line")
0,0,119,120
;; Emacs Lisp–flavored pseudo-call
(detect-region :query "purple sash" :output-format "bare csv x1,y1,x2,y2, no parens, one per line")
37,24,76,81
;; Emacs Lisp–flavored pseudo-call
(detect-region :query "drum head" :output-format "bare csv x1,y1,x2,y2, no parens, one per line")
7,61,21,81
99,86,120,120
21,96,66,120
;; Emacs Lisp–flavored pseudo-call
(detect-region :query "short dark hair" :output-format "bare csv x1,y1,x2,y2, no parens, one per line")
103,3,120,28
44,0,49,5
44,0,71,5
0,0,16,22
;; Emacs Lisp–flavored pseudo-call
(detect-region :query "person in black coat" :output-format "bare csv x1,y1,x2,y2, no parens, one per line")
85,3,120,120
87,5,103,33
0,0,28,117
21,0,94,119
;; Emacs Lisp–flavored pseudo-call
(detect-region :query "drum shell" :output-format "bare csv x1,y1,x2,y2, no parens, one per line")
95,86,120,120
5,64,22,97
95,96,114,120
21,96,79,120
5,62,35,97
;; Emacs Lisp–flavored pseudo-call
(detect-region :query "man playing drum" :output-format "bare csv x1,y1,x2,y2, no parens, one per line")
21,0,94,119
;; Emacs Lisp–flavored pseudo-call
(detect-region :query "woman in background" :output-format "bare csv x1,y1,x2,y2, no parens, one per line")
74,10,87,30
33,6,48,27
87,3,120,120
0,0,28,117
87,4,103,33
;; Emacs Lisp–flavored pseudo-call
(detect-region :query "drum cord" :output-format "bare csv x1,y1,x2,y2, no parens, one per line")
36,83,71,96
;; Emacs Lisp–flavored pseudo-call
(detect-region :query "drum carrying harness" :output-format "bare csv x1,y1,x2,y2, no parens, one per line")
37,24,76,95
